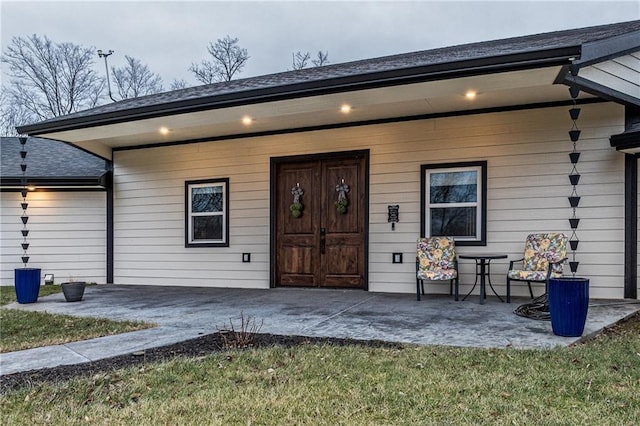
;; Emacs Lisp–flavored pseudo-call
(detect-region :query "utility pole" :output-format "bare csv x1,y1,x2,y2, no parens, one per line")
97,49,116,102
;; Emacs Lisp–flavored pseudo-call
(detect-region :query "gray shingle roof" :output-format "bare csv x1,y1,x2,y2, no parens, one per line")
18,19,640,134
1,137,106,180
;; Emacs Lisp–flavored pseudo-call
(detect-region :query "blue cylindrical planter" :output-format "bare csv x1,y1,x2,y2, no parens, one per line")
14,268,41,304
548,277,589,337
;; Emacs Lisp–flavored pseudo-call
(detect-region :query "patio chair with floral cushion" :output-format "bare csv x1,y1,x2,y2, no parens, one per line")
506,233,568,303
416,237,459,301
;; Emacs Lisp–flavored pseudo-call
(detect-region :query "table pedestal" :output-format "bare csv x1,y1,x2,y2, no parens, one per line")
459,254,507,304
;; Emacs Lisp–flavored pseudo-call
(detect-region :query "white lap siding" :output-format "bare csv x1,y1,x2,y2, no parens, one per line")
0,191,106,284
113,102,626,298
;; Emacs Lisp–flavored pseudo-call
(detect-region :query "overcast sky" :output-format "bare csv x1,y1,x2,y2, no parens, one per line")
2,0,639,88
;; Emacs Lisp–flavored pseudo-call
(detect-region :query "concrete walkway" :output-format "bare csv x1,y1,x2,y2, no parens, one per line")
2,285,638,376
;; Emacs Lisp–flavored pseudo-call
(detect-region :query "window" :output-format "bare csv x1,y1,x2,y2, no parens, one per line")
421,161,487,246
185,178,229,247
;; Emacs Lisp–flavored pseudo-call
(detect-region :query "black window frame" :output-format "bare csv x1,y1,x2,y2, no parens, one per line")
420,161,487,246
185,177,230,247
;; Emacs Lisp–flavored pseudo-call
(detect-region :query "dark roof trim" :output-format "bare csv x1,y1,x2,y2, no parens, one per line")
570,29,640,72
17,47,579,135
610,130,640,151
1,187,106,193
113,98,606,153
610,105,640,151
0,174,109,189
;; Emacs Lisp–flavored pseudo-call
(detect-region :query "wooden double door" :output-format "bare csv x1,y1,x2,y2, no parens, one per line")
274,151,367,289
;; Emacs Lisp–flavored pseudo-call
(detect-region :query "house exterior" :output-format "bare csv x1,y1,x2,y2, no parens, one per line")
16,21,640,300
0,137,108,284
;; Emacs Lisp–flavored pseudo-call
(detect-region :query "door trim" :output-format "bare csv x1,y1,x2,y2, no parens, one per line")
270,149,369,289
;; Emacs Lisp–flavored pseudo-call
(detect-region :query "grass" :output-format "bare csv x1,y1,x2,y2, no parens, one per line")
0,284,61,306
2,315,639,424
2,335,640,424
0,286,153,353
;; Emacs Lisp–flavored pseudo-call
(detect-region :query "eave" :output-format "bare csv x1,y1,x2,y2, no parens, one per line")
16,46,580,136
558,30,640,107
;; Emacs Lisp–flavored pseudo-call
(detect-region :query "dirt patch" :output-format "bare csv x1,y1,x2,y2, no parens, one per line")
0,333,400,393
579,309,640,342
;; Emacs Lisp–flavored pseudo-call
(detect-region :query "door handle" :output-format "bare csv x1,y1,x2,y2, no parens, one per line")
320,227,326,254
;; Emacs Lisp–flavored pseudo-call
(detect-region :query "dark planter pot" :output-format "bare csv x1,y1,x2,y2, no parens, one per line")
14,268,41,304
548,277,589,337
61,282,86,302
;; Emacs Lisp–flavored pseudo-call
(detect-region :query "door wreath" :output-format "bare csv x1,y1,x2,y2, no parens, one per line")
290,183,304,218
335,179,350,214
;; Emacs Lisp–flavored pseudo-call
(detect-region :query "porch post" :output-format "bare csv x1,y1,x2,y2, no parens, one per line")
106,160,114,284
624,153,637,299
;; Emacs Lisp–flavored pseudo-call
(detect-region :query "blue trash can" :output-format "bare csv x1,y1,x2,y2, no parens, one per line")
548,277,589,337
14,268,41,304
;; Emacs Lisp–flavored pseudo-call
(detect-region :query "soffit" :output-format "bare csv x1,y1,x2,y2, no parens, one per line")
38,66,590,158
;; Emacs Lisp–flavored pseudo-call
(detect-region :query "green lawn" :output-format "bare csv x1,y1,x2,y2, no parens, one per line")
0,286,153,353
0,284,61,306
1,309,639,424
2,333,639,425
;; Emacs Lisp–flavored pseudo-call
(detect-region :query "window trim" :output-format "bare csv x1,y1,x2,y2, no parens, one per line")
420,161,487,246
185,178,229,247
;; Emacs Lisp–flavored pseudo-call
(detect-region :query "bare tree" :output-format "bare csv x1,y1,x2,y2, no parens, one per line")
189,35,249,84
170,79,189,90
290,50,330,70
291,51,311,70
1,34,104,123
312,50,329,67
111,55,164,99
0,91,33,136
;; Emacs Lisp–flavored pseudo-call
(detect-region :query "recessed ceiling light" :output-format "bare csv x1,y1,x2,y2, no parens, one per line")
242,116,253,125
340,104,352,114
465,91,477,100
159,126,170,135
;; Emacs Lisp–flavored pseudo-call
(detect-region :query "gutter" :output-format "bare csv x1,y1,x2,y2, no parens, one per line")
0,173,108,190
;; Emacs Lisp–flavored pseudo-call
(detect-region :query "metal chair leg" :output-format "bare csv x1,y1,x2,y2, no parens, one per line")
453,277,459,301
527,281,534,299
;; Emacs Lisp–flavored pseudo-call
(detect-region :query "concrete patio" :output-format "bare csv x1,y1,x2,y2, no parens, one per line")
1,284,638,376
